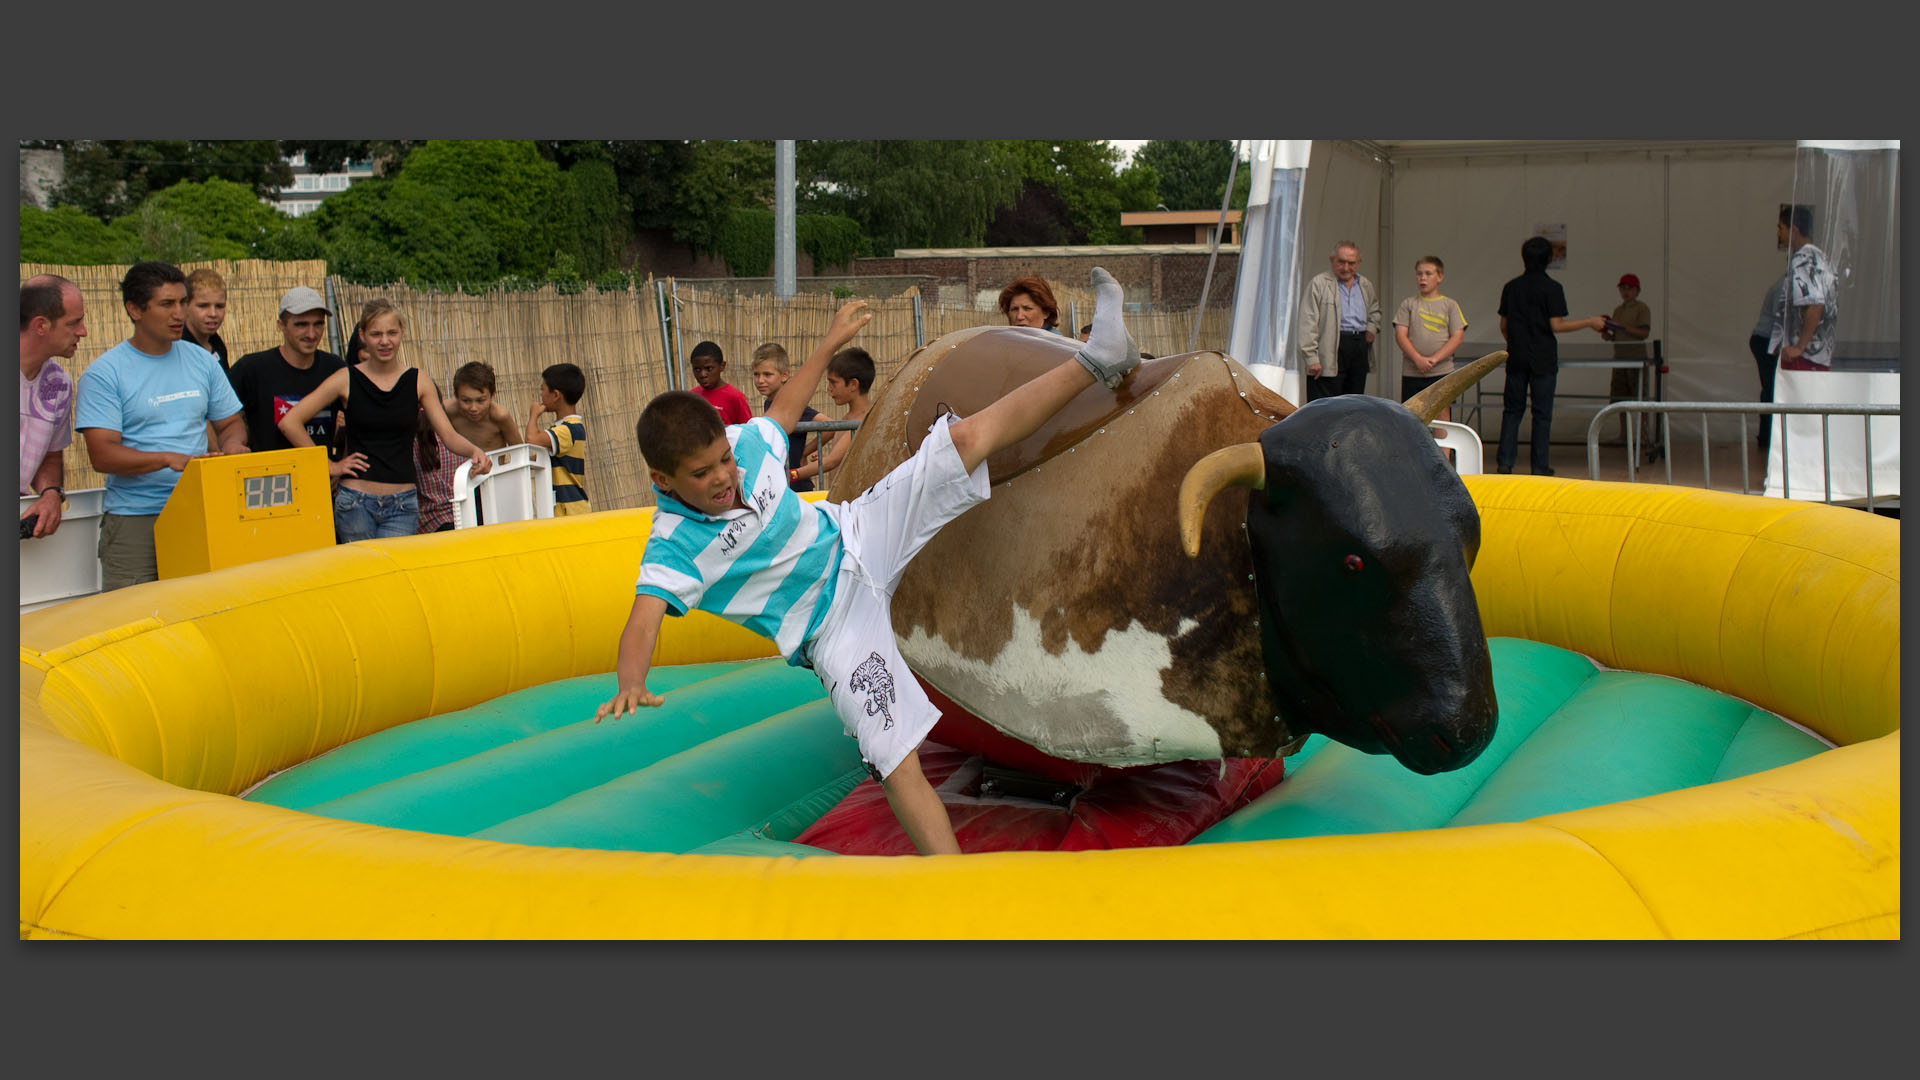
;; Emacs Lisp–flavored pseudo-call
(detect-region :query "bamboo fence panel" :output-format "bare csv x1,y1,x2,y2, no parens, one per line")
26,260,1250,511
21,259,330,493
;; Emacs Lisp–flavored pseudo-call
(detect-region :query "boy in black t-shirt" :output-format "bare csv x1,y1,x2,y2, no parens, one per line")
1494,237,1608,475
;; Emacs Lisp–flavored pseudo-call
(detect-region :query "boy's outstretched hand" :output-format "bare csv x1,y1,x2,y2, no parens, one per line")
595,685,665,722
829,299,872,345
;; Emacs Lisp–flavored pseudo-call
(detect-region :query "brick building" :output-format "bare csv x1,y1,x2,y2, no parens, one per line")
852,244,1240,311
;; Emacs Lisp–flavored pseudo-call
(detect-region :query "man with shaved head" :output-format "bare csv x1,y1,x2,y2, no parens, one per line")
19,274,88,539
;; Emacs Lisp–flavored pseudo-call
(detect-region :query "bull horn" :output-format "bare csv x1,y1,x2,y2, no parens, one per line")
1178,443,1265,558
1403,350,1507,423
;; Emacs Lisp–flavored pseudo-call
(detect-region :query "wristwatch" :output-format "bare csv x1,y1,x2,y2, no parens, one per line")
38,486,67,509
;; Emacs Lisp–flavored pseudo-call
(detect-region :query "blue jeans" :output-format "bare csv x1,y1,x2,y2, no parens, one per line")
334,486,418,543
1496,360,1557,474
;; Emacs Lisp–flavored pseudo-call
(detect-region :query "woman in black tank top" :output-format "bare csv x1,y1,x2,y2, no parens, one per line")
277,299,494,543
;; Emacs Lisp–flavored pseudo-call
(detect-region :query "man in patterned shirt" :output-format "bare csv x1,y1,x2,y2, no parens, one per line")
1771,203,1838,371
19,275,87,539
598,269,1141,856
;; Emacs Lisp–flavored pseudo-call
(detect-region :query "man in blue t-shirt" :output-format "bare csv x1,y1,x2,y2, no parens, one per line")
75,261,247,591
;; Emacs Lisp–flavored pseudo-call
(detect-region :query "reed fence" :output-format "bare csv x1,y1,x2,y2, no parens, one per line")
25,261,1243,512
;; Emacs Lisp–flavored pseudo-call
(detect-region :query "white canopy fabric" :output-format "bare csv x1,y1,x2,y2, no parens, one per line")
1245,139,1900,499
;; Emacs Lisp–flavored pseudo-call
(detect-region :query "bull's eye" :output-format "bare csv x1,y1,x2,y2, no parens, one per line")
1345,554,1364,572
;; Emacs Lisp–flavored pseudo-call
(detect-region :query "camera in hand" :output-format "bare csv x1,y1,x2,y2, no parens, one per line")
20,513,41,539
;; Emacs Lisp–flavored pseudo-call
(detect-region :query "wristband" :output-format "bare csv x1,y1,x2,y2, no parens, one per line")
789,469,799,482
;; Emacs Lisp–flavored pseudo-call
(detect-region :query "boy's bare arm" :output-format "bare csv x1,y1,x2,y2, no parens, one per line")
596,593,671,720
768,300,871,434
495,403,523,446
1551,315,1608,334
525,400,553,450
1394,324,1421,363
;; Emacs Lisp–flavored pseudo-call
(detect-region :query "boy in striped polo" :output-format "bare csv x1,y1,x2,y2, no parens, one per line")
597,269,1140,855
528,363,589,515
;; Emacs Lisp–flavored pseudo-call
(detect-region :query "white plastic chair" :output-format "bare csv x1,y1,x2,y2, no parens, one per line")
1429,421,1484,476
451,443,555,529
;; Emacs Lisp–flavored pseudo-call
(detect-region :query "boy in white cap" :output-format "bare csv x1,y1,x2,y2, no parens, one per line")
227,285,348,459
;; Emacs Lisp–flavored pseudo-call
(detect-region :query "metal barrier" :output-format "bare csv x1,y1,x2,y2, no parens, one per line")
1587,401,1898,510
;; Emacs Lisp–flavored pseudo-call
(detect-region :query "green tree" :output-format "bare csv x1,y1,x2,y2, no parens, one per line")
39,140,294,221
108,204,215,263
668,141,776,254
394,140,562,278
798,140,1026,255
19,204,129,264
310,178,499,286
717,206,778,277
142,178,321,260
796,213,870,270
549,153,633,278
1136,140,1248,212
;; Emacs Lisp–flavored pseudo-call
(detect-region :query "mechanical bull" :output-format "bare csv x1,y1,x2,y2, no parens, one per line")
828,326,1504,776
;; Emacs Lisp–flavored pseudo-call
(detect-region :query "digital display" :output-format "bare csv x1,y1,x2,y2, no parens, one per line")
243,473,294,510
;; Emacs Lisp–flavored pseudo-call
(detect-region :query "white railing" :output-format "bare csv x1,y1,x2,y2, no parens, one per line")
19,488,106,613
1588,401,1899,510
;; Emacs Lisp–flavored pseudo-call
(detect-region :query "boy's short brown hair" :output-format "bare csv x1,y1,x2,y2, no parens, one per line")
185,267,226,298
828,347,875,394
452,360,497,395
751,342,789,369
638,390,726,474
1415,255,1445,273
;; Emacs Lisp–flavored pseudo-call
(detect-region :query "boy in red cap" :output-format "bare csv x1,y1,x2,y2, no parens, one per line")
1603,273,1652,447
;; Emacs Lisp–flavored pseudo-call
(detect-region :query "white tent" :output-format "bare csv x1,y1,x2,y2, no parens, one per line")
1230,139,1897,498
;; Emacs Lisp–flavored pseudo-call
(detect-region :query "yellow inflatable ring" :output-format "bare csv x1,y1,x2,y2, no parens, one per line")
19,479,1897,939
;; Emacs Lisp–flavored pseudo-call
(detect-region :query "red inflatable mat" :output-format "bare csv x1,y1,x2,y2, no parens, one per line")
793,741,1285,856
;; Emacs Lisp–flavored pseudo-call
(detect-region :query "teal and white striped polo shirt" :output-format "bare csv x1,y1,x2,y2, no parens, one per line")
637,417,844,665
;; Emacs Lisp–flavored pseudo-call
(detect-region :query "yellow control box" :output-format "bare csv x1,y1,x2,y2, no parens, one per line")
155,446,336,579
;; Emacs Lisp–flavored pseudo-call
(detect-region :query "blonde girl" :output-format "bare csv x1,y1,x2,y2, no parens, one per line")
279,299,491,541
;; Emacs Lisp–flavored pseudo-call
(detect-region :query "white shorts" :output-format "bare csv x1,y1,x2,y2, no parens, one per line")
806,415,990,779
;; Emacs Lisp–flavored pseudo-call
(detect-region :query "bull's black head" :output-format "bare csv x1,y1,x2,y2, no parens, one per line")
1178,392,1498,774
1247,395,1496,773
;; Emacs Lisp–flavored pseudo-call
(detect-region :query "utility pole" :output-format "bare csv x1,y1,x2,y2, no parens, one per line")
775,140,796,298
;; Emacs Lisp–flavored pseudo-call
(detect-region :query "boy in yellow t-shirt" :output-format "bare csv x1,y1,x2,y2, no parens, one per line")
1393,254,1468,419
527,362,589,515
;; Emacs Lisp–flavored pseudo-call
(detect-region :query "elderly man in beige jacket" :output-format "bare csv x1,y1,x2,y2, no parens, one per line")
1297,240,1381,401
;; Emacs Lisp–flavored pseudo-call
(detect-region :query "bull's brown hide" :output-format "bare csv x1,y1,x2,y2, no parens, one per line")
832,327,1298,764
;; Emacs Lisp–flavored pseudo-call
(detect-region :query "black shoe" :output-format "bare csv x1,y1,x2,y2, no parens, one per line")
1496,465,1513,474
1534,467,1556,477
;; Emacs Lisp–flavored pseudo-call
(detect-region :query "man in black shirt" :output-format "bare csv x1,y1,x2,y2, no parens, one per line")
227,285,346,463
1495,237,1608,475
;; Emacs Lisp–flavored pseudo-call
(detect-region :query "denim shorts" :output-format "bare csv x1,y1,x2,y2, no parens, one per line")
334,486,419,544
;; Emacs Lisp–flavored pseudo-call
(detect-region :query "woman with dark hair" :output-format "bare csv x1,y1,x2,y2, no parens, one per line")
998,276,1060,331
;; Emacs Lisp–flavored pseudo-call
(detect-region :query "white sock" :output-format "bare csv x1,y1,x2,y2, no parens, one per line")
1075,267,1139,387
